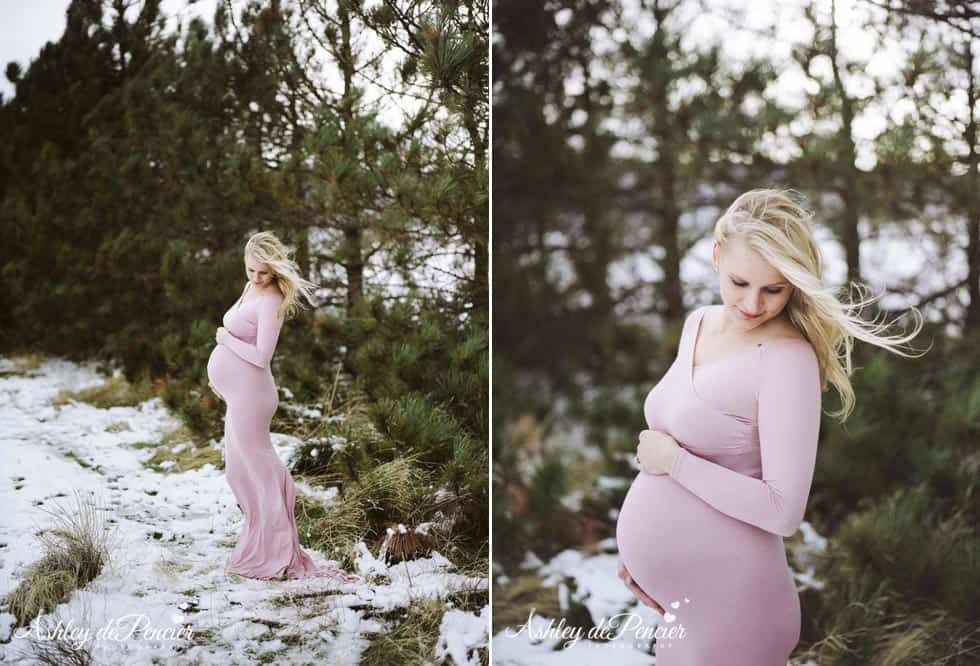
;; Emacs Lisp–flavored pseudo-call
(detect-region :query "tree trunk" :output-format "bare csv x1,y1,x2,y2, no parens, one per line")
963,41,980,330
338,2,365,315
830,0,862,285
462,97,488,311
344,223,364,313
649,14,683,320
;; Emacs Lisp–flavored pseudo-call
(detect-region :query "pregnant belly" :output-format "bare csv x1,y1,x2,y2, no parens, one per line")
207,345,236,394
206,344,272,400
615,471,788,609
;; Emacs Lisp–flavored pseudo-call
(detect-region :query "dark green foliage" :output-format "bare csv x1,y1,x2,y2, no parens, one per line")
0,0,282,377
791,329,980,663
161,379,215,440
374,395,474,464
358,0,489,310
291,295,488,558
491,315,683,568
833,485,980,620
290,411,393,479
808,326,979,535
332,296,489,437
799,483,980,664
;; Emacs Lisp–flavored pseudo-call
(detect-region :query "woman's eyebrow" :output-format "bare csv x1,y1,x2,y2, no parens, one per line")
730,273,789,287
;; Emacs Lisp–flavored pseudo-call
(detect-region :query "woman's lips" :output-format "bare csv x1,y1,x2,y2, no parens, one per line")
737,307,763,319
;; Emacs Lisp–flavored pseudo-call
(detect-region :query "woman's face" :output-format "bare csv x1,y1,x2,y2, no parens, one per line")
713,237,793,331
245,255,275,287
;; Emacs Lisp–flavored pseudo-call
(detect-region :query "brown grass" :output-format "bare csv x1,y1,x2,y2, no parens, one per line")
52,375,157,409
4,492,112,630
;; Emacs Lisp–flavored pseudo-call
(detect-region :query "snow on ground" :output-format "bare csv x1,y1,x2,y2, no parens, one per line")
491,541,663,666
0,356,488,664
436,605,492,666
491,531,827,665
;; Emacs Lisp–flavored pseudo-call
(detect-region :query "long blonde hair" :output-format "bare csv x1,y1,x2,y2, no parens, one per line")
713,189,928,423
244,231,318,320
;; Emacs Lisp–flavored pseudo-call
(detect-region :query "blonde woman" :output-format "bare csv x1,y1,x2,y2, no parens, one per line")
614,190,925,664
206,231,360,583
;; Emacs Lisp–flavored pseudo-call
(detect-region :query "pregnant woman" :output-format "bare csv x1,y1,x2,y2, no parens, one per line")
615,189,925,664
207,231,360,583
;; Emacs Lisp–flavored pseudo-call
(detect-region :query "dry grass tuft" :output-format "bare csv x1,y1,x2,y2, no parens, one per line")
491,574,561,630
3,492,112,630
361,598,446,666
52,375,157,409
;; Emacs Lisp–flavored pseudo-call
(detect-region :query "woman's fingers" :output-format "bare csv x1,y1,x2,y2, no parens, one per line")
622,572,665,614
618,559,665,613
617,560,628,581
624,577,647,601
630,583,665,613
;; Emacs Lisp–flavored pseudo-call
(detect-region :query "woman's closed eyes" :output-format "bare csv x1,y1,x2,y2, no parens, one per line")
731,278,784,295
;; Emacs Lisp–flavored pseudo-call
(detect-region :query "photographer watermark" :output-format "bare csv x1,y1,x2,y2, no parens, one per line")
506,600,692,650
14,613,195,650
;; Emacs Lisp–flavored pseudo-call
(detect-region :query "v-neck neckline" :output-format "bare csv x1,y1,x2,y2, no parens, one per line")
237,282,257,309
689,306,805,381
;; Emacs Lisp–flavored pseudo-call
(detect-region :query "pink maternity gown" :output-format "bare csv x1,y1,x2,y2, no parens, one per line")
616,304,821,665
206,281,359,582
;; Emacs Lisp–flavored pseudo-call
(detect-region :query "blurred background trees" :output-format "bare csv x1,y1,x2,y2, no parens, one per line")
493,0,980,662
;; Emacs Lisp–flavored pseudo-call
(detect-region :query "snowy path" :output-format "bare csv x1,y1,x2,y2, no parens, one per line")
0,357,488,665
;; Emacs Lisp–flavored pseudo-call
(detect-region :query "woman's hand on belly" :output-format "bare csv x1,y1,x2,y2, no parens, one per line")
618,557,665,615
636,429,682,475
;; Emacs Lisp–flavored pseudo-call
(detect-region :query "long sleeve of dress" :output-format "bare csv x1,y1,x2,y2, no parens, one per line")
219,294,284,370
668,341,822,537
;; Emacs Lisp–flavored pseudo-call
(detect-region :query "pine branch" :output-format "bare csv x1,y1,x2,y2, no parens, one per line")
862,0,980,38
